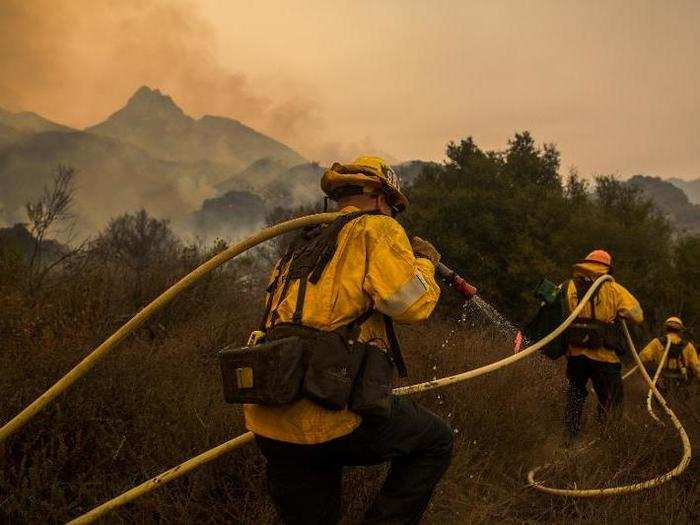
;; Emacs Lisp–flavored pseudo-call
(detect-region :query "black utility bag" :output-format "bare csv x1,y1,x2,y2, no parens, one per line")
350,343,394,416
659,335,689,361
218,336,304,405
269,323,365,411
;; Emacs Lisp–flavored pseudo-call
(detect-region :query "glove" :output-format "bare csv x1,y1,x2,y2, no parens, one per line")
410,236,441,266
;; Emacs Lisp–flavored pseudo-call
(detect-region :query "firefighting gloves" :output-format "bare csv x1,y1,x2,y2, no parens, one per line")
410,236,441,267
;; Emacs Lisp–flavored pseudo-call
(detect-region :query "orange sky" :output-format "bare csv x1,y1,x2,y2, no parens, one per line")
1,0,698,178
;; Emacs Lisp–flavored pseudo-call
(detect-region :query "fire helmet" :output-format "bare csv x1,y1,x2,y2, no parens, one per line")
321,156,408,212
664,316,684,331
583,249,613,268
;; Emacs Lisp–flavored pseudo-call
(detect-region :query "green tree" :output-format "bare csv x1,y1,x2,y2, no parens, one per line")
402,133,679,331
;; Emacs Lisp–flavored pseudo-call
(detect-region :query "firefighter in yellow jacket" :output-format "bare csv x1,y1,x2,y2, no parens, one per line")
563,250,643,441
640,317,700,387
244,156,451,524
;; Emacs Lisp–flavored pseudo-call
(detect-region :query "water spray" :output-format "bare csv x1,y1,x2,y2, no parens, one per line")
436,262,526,352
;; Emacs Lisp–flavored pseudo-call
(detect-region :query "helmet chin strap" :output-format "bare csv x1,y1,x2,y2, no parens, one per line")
372,194,383,214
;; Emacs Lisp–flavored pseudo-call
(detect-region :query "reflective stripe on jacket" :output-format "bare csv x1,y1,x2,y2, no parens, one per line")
244,206,441,444
640,335,700,377
565,262,643,364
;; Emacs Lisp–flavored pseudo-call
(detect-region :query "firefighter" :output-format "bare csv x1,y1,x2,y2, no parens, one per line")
640,316,700,390
562,250,644,442
244,156,452,524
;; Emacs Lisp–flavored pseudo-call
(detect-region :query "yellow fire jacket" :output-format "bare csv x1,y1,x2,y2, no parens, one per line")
565,262,644,364
640,334,700,378
244,206,441,444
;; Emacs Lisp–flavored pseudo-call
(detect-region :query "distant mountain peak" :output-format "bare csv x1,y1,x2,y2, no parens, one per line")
122,85,186,118
85,84,305,170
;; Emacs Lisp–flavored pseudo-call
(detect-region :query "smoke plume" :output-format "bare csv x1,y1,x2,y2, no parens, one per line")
0,0,322,152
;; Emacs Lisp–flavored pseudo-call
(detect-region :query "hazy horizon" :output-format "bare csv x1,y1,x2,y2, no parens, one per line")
1,0,698,179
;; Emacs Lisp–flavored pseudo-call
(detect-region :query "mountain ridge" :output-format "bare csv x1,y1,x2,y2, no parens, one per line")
0,107,74,134
628,175,700,233
86,85,305,172
669,177,700,205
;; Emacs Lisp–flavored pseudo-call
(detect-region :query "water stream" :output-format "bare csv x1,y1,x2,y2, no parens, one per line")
470,295,525,346
433,294,528,429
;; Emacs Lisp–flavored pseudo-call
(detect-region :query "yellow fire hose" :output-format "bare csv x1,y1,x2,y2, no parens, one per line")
526,321,691,496
69,275,635,523
392,276,613,396
646,339,672,423
0,211,690,521
622,364,639,380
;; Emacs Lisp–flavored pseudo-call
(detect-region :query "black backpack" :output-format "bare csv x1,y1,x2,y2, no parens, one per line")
659,335,689,362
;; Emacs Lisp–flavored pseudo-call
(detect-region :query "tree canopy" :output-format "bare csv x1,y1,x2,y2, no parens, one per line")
402,132,700,334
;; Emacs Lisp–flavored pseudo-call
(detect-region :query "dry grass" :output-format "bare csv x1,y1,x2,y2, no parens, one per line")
1,258,699,524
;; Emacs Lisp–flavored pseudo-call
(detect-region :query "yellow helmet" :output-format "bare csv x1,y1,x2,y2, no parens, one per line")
321,156,408,212
664,316,684,331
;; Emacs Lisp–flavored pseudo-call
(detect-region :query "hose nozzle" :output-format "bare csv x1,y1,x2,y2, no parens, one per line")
436,262,478,299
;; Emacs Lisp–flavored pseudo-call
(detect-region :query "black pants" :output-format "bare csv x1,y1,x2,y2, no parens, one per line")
565,355,623,438
255,396,454,525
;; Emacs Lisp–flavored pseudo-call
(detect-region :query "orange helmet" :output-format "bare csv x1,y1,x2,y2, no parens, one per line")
583,249,613,268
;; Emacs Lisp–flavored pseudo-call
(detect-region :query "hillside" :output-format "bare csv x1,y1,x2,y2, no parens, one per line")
188,160,431,238
628,175,700,234
394,159,437,187
188,190,267,239
0,107,73,134
0,107,74,150
0,130,206,233
670,177,700,205
0,223,66,262
87,86,305,172
0,122,24,149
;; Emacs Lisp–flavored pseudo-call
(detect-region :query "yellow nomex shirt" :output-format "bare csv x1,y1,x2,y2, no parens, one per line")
640,333,700,377
565,262,643,364
244,207,441,444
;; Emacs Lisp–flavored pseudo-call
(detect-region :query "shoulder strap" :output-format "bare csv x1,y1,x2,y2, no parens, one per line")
259,247,294,331
384,314,408,378
292,275,308,324
266,210,379,328
559,279,573,317
572,276,600,320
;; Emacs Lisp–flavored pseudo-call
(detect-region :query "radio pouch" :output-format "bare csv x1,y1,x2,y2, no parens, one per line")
218,336,305,405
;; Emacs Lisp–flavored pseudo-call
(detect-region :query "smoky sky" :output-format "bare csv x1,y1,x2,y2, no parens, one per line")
1,0,698,178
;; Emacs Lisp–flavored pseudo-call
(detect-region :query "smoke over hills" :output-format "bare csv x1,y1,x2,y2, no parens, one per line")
0,86,316,238
0,1,320,148
0,84,433,242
